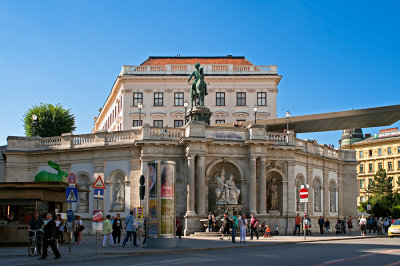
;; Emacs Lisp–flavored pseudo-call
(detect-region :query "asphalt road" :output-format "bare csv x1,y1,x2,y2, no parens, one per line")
5,237,400,266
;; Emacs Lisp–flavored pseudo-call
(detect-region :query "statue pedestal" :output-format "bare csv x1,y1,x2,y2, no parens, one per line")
186,106,212,126
266,210,281,217
214,204,242,218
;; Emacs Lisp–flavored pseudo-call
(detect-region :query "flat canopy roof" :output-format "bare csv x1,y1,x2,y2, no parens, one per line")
215,104,400,133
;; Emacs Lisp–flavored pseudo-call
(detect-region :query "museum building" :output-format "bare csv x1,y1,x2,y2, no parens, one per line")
0,56,359,235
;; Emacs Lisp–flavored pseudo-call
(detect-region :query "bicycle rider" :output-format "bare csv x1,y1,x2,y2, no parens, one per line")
28,210,44,255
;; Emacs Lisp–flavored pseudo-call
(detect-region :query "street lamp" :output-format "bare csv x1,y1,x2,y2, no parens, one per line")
32,114,38,136
138,102,143,126
184,101,188,125
253,105,258,124
285,111,291,132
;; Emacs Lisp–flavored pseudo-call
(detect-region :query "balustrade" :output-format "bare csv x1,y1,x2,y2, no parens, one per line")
39,137,61,148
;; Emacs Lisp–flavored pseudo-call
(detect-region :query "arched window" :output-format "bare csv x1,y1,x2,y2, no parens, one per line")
295,174,305,212
329,180,337,212
313,177,322,212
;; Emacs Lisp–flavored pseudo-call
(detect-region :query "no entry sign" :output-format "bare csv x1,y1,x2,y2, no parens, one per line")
299,188,309,199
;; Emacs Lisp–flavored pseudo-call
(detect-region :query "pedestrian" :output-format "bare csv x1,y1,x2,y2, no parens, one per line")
56,214,65,244
359,215,367,236
220,214,231,240
318,216,324,234
293,213,301,235
112,213,122,245
102,215,115,247
74,215,83,244
231,211,238,243
176,216,182,241
324,218,330,233
238,213,247,243
274,224,279,236
384,217,390,234
377,217,383,235
208,212,214,232
39,213,61,260
28,210,44,255
341,217,347,234
122,210,138,247
373,217,378,233
304,215,311,236
264,225,272,238
335,219,342,234
367,216,373,234
347,216,353,235
250,213,259,240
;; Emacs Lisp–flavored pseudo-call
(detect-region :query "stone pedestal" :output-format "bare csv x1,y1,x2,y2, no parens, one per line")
186,106,212,126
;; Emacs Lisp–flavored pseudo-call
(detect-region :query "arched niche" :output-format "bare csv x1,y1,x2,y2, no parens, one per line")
265,170,283,214
295,174,305,212
313,177,322,212
108,170,127,211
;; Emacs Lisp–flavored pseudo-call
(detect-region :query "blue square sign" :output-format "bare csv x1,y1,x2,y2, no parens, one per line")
94,188,104,199
66,187,78,202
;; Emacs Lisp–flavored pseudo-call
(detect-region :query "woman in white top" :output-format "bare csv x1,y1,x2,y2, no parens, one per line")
359,215,367,236
238,214,247,243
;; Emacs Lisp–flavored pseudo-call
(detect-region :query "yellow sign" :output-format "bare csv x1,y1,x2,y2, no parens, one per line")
137,207,143,219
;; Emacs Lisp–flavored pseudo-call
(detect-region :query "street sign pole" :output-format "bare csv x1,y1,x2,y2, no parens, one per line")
68,202,71,254
304,203,307,240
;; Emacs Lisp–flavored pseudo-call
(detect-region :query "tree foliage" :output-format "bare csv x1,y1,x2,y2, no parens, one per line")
23,103,76,137
369,169,393,195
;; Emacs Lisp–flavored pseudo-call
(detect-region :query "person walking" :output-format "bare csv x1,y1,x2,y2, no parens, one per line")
341,217,347,234
377,217,383,235
238,214,247,243
305,215,312,236
39,213,61,260
318,216,324,234
220,214,231,240
250,214,259,240
102,215,115,247
176,216,182,241
28,210,44,255
293,213,301,235
208,212,214,232
359,215,367,236
122,210,137,247
367,216,373,234
324,218,330,233
231,211,238,243
384,217,390,234
347,216,353,235
112,213,123,245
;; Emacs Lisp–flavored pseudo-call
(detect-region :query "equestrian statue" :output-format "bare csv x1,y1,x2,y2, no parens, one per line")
188,63,208,107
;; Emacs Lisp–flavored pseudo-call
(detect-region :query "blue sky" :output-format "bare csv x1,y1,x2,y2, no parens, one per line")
0,0,399,146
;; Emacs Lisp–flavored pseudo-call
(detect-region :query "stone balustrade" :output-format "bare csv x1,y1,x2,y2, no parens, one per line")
121,64,278,75
5,124,348,161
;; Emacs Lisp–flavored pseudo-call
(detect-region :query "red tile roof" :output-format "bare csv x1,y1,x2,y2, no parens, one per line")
141,56,253,66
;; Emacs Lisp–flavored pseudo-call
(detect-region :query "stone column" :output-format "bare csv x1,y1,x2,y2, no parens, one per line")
186,154,196,216
259,157,267,214
287,161,296,215
306,166,313,216
323,169,329,216
197,155,206,216
249,156,257,214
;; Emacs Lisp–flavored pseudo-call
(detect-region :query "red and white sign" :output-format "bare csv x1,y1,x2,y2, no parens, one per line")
93,175,105,189
299,188,309,199
68,173,77,184
92,210,103,222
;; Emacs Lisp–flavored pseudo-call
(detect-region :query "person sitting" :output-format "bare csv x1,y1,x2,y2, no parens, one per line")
264,225,272,238
259,222,266,235
335,220,342,234
273,224,279,236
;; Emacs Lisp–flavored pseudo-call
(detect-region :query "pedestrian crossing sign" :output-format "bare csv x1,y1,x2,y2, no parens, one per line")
66,187,78,202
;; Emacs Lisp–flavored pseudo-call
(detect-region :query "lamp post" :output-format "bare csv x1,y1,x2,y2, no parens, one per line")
138,102,143,126
285,111,291,132
184,101,188,125
253,105,258,124
32,114,38,136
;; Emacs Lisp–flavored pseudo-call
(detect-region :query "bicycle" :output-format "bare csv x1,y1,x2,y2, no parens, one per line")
28,229,59,256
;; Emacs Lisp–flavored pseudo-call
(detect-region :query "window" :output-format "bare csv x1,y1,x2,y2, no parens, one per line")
133,93,143,106
359,164,364,172
360,179,365,188
154,92,163,106
369,163,373,172
398,161,400,170
174,92,184,106
133,120,142,127
378,163,383,170
368,178,373,187
257,92,267,106
398,146,400,154
215,120,225,124
378,148,382,156
388,147,392,155
153,120,163,127
174,120,183,127
388,162,393,170
369,150,373,156
216,92,225,106
236,92,246,106
359,151,363,158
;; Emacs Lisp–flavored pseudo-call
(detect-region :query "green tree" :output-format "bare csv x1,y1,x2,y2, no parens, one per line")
369,169,393,196
23,103,76,137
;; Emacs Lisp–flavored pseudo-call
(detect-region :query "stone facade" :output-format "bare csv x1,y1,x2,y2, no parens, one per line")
2,122,358,234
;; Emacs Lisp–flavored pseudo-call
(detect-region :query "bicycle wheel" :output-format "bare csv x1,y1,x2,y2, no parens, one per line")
28,238,36,257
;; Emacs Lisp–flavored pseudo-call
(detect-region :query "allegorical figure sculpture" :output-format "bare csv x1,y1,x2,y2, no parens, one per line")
188,62,208,107
113,182,125,210
215,169,228,204
225,174,240,204
268,178,280,210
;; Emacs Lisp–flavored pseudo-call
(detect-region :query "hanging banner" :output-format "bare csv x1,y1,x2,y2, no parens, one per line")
160,163,175,236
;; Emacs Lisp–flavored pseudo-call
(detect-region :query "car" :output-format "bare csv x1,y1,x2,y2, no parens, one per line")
388,219,400,237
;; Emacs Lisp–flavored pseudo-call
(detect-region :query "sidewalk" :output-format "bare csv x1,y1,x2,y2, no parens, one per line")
0,232,385,258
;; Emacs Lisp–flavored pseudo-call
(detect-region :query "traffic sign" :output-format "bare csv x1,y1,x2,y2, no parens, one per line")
66,187,78,202
299,188,309,199
137,207,143,219
93,175,105,189
94,188,104,199
68,173,77,184
66,209,74,228
93,210,103,222
300,198,309,203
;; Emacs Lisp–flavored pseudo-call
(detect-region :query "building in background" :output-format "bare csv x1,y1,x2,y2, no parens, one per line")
93,56,281,131
341,127,400,205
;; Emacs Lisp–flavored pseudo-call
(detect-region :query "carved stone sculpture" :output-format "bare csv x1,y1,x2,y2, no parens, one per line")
225,174,240,204
267,178,280,210
215,169,228,204
215,170,240,205
113,182,125,210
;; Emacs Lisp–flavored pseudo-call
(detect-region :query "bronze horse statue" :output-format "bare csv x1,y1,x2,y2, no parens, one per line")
188,63,208,107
